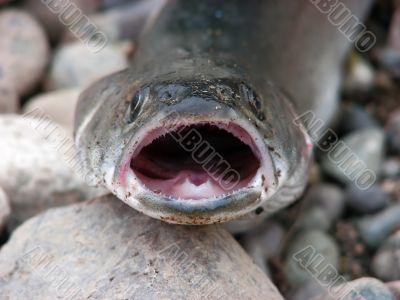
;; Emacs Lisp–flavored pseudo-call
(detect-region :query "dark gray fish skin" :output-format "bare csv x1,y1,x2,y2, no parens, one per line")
75,0,372,226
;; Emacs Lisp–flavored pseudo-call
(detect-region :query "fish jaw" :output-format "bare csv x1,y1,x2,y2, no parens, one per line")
75,69,313,225
108,108,277,225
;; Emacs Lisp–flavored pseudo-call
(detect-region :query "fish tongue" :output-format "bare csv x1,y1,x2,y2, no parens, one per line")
169,173,225,200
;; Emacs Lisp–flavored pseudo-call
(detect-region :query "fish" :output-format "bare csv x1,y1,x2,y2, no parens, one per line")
74,0,373,227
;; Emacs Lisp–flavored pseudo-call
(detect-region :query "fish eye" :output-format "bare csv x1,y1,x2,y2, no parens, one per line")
127,87,149,123
240,83,265,121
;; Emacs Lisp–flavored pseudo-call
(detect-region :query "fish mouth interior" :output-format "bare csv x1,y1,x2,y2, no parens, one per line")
130,122,261,200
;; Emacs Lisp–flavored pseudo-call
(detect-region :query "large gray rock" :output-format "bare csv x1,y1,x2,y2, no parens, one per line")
0,115,104,228
0,195,283,299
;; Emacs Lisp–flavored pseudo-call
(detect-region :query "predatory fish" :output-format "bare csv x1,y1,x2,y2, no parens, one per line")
75,0,373,227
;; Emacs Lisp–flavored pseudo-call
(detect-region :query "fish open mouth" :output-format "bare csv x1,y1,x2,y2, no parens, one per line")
130,122,262,200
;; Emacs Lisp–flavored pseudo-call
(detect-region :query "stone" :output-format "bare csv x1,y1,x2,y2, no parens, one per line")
382,158,400,179
343,53,375,94
0,115,105,229
241,221,285,276
337,104,378,135
0,187,10,234
0,195,283,299
23,88,81,134
288,280,327,300
84,0,165,42
46,42,129,90
0,10,49,96
321,128,385,186
345,184,389,214
356,204,400,249
22,0,99,43
284,230,339,287
318,277,395,300
376,48,400,78
372,231,400,281
297,184,345,231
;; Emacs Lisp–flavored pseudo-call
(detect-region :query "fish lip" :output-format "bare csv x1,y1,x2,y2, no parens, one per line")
111,111,277,224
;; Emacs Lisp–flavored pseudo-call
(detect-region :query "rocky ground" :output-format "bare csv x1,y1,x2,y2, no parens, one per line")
0,0,400,299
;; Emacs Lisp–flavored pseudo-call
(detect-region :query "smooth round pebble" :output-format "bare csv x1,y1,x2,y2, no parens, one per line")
0,195,283,300
322,128,385,186
284,230,339,287
317,277,395,300
0,115,105,229
47,42,129,90
23,88,81,134
345,184,389,214
372,231,400,281
297,207,331,231
297,183,345,231
0,187,10,233
356,204,400,249
0,10,49,96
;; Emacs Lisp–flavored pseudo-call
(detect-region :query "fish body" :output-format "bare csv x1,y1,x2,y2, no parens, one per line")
75,0,373,226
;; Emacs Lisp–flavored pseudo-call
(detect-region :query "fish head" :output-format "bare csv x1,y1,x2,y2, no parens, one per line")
75,68,312,225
